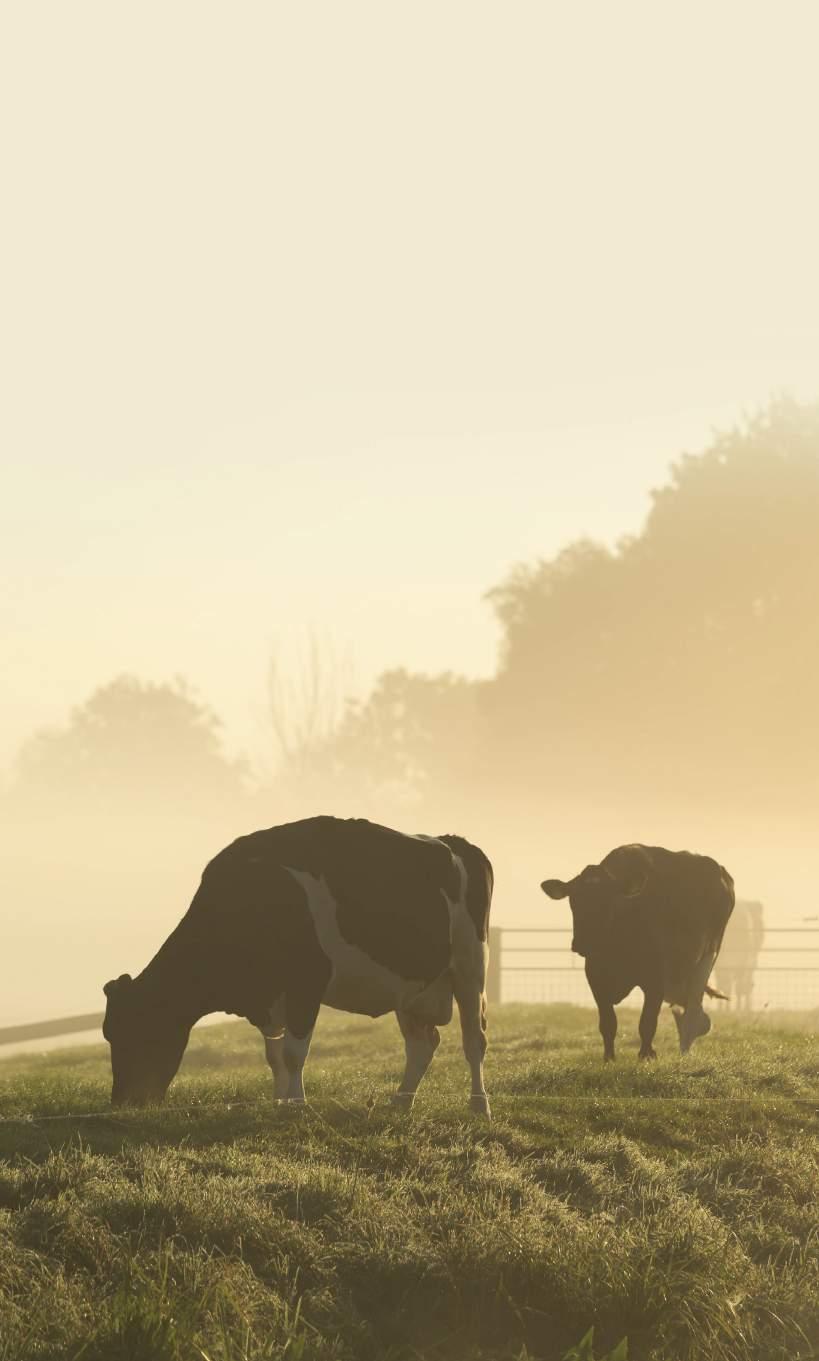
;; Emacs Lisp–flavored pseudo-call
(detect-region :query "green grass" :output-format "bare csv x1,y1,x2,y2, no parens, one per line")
0,1004,817,1361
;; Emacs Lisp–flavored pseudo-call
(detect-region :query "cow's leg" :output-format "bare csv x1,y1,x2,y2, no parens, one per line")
263,1032,289,1100
392,1010,440,1111
281,1026,315,1103
455,988,490,1117
281,990,323,1104
587,971,617,1060
717,971,734,1010
582,969,614,1061
260,996,289,1100
637,988,663,1059
737,972,751,1012
598,1002,617,1061
449,898,491,1116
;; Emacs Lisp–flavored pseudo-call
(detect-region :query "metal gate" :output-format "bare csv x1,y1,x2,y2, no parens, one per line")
486,926,819,1010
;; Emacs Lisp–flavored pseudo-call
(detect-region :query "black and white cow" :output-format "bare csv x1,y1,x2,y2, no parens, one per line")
103,817,494,1114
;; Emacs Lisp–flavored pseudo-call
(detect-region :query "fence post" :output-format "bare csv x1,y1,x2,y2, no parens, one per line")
486,926,502,1005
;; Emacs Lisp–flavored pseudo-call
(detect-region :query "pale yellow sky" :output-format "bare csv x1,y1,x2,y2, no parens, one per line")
2,2,818,770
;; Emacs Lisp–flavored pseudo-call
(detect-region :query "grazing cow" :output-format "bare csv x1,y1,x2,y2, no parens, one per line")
540,845,734,1058
103,817,493,1114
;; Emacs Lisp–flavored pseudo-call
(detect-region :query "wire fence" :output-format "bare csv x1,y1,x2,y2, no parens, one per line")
0,929,816,1059
489,926,819,1010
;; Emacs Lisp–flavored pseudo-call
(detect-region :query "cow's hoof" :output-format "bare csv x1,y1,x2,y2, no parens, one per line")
286,1097,307,1107
603,1054,616,1063
391,1092,415,1112
469,1094,491,1119
639,1048,657,1061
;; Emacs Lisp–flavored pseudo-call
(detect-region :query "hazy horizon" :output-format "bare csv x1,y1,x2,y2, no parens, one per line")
5,400,802,775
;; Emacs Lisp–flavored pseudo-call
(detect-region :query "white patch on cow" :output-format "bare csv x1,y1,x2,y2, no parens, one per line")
263,1032,289,1099
283,866,454,1023
283,1028,313,1101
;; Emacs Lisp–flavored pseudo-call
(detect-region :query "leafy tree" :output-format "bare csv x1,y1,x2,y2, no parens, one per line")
328,668,484,802
13,675,247,808
270,398,819,825
259,666,483,826
483,397,819,806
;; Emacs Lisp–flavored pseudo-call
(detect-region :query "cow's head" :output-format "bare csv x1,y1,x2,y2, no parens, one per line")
541,865,618,955
541,856,648,956
102,974,189,1107
672,1004,711,1055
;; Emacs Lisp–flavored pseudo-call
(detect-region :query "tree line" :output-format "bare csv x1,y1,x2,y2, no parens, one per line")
7,397,819,826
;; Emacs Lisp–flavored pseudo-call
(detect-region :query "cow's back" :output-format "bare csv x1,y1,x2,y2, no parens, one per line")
189,816,459,988
320,819,458,981
600,844,734,980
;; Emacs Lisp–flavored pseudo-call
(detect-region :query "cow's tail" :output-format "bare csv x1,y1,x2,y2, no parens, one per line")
704,983,729,1001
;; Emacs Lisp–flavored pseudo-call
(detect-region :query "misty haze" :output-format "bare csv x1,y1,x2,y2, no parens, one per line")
3,398,819,1023
4,5,819,1030
2,7,818,1360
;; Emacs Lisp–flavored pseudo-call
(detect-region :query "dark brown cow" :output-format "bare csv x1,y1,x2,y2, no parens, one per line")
541,844,734,1058
103,817,493,1114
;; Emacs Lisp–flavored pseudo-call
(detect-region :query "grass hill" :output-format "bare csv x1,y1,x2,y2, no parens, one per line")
1,1004,817,1360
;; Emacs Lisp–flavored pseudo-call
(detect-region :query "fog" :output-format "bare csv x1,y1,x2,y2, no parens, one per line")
3,6,819,1026
5,399,819,1025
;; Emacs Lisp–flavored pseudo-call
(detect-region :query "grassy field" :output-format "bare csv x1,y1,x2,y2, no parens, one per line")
0,1004,817,1361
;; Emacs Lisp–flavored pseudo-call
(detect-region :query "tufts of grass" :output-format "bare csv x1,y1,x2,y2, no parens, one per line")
0,1004,817,1360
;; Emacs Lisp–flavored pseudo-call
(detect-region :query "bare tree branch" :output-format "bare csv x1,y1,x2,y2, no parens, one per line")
267,630,355,773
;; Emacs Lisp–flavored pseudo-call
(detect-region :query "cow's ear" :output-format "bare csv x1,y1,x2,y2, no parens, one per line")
541,879,569,899
103,973,132,999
